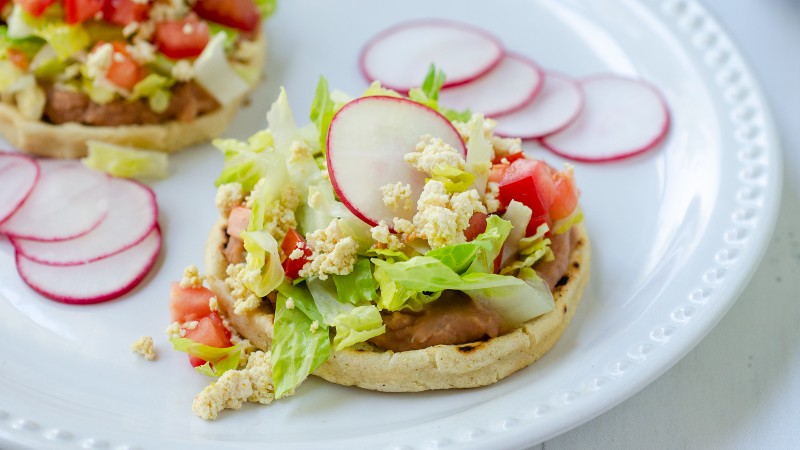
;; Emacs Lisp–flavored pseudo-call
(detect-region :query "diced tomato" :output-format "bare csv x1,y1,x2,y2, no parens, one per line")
226,206,251,239
280,228,311,279
153,14,210,60
192,0,260,33
498,158,557,236
94,41,145,90
488,163,508,185
7,49,29,70
14,0,56,17
550,169,579,221
64,0,103,24
0,0,12,12
168,282,214,323
183,312,232,367
491,151,525,165
102,0,150,26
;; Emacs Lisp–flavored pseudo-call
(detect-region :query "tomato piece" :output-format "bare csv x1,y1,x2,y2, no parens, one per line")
153,15,210,59
64,0,103,24
226,206,251,240
102,0,150,26
491,151,525,165
169,282,214,323
488,163,508,185
192,0,260,33
498,158,557,236
93,41,145,90
183,312,232,367
7,49,29,70
550,169,579,221
281,228,311,279
14,0,56,17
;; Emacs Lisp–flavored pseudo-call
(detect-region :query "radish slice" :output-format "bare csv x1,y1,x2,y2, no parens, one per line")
540,76,670,162
360,19,504,93
0,152,39,225
0,160,110,241
11,178,158,266
438,54,544,117
327,96,466,227
493,72,585,140
16,226,162,304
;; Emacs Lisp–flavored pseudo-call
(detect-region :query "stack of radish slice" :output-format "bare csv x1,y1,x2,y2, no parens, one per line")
0,155,161,304
360,20,671,162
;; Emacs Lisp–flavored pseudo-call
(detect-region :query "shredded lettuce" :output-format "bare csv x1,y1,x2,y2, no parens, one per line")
169,338,242,377
428,165,475,193
0,25,45,59
254,0,278,17
82,140,169,179
130,73,174,113
331,305,385,351
35,23,89,61
553,208,584,235
466,215,512,274
408,64,445,110
0,60,24,92
465,114,493,197
365,247,411,262
240,230,284,297
465,266,554,328
271,290,330,398
309,76,335,153
500,200,533,267
500,223,554,275
213,131,278,191
246,162,291,234
332,258,378,304
267,87,321,194
361,80,402,98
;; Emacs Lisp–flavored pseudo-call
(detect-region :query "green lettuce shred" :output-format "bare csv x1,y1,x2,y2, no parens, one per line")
332,258,378,304
169,338,242,377
82,140,169,179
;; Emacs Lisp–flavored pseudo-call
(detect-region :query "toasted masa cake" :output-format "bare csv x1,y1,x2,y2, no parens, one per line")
204,215,590,392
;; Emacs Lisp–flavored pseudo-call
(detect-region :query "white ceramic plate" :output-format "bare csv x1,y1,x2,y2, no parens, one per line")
0,0,781,448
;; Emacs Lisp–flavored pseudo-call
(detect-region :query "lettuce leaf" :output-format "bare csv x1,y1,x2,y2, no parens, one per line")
271,291,330,398
332,258,378,304
500,200,532,267
464,266,554,328
466,215,512,274
309,76,335,153
82,140,169,179
331,305,385,351
407,64,445,110
465,114,493,197
130,73,174,113
267,87,321,195
213,130,278,191
246,163,291,233
500,222,553,275
428,164,475,193
34,22,89,61
254,0,278,18
371,256,528,293
240,230,284,297
169,337,242,377
362,80,403,98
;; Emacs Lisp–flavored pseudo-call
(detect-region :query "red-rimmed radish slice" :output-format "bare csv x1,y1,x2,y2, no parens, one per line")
540,75,670,162
16,226,162,304
493,72,584,139
360,19,504,93
327,95,466,227
0,152,39,225
11,178,157,266
0,160,109,241
438,54,544,117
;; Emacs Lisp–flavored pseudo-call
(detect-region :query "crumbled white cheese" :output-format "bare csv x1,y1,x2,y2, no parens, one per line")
492,135,523,159
453,114,497,143
234,38,261,62
130,336,156,361
380,182,412,211
285,297,295,309
485,182,501,214
171,59,194,82
246,181,299,244
370,220,403,250
86,43,113,80
179,264,203,289
122,22,139,39
288,140,312,164
215,183,244,216
148,0,187,21
126,40,156,65
310,321,319,333
225,263,262,315
411,181,486,249
165,322,182,339
192,351,278,420
288,248,305,260
184,320,199,330
404,135,465,175
300,219,358,280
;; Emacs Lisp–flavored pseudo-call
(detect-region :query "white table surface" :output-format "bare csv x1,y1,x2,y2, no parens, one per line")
539,0,800,448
